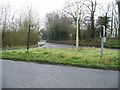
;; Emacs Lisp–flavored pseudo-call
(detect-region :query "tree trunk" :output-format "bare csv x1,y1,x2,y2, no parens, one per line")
2,25,6,39
91,14,95,38
118,2,120,38
78,21,81,40
111,8,113,36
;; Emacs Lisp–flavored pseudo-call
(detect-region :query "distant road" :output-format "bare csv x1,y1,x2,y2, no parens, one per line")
41,42,76,48
38,40,84,48
2,59,118,88
38,40,119,50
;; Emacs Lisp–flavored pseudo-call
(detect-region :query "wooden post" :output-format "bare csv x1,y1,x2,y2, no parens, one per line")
27,24,31,50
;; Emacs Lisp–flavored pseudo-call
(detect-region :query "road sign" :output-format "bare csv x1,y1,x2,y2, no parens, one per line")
102,37,106,42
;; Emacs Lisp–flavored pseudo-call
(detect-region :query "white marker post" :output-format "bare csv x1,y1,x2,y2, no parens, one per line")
101,26,106,59
76,0,79,51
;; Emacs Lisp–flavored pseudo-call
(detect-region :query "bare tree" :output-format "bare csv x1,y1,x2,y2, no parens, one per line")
110,2,119,37
0,4,11,39
63,1,84,40
115,1,120,37
98,2,118,37
83,0,97,38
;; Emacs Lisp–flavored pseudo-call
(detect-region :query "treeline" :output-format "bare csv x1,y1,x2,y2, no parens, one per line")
2,30,39,47
42,0,119,42
0,5,40,48
0,0,119,48
43,12,75,41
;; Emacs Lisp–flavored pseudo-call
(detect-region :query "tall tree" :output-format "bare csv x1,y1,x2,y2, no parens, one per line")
0,4,11,39
63,1,84,40
83,0,97,38
1,5,40,48
116,0,120,37
45,11,73,41
97,16,110,28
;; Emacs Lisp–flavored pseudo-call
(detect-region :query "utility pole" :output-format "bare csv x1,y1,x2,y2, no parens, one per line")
27,24,31,50
27,9,32,51
76,0,79,51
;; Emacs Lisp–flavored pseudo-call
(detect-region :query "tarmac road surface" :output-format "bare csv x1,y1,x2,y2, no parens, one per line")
2,59,118,88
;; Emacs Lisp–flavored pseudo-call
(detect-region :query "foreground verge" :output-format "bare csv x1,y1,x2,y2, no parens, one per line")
1,48,119,70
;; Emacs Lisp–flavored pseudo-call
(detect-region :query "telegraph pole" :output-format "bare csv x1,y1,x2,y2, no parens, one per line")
76,0,79,51
27,24,31,50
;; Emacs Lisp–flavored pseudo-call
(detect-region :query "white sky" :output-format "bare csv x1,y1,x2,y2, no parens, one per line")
0,0,116,17
0,0,117,28
0,0,66,19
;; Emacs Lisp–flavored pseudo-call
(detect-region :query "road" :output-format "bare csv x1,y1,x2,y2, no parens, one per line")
38,40,119,50
39,40,85,49
2,59,118,88
38,40,75,48
0,59,2,90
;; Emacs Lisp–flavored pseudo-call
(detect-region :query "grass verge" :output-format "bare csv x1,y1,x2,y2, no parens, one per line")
49,37,119,49
1,48,119,70
2,44,44,50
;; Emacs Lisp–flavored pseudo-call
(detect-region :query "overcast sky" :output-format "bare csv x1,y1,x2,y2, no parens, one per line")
0,0,116,17
0,0,117,28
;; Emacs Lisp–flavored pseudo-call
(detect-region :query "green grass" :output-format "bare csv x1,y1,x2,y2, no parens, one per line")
2,44,44,50
80,37,119,48
49,37,120,48
1,48,119,70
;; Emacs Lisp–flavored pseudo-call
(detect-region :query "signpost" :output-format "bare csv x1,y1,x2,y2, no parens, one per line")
101,26,106,59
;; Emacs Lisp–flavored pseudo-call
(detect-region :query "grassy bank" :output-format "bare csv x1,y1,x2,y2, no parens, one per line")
49,37,119,49
1,48,119,70
2,44,44,50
